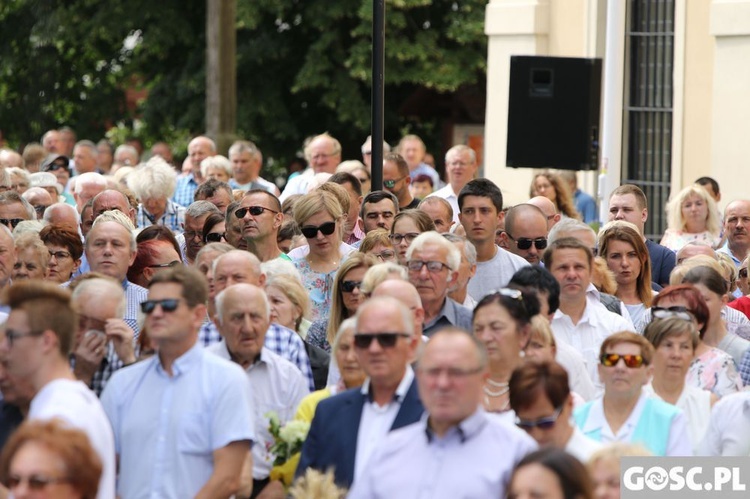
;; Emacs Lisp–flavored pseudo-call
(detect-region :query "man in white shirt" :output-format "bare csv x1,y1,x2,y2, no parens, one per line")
428,145,478,224
210,283,309,496
2,281,115,499
459,179,529,302
228,140,279,195
700,390,750,456
280,133,342,202
544,237,632,388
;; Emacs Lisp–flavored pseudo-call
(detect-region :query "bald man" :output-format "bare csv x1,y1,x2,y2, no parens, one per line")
173,136,217,207
527,196,560,230
501,204,549,265
371,279,425,338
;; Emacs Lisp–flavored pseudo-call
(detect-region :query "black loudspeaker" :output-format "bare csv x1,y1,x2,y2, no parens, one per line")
506,56,602,171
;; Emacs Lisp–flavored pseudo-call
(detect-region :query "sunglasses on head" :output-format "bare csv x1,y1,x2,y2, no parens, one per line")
204,232,226,243
301,221,336,239
354,332,411,349
651,306,694,322
140,298,182,315
234,205,278,219
340,280,362,293
600,353,645,368
508,235,547,250
515,406,563,431
0,218,23,228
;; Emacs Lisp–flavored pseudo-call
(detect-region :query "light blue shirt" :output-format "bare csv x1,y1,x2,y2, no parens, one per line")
349,408,537,499
101,343,255,498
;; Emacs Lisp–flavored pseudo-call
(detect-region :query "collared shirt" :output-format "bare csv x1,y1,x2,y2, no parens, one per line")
279,168,314,203
700,391,750,456
136,199,186,234
423,297,473,337
345,222,366,246
172,174,199,208
428,184,460,224
355,367,415,482
30,379,116,499
198,321,315,391
123,279,148,337
349,408,537,499
565,426,602,462
576,391,692,456
466,246,529,302
100,343,255,498
207,343,309,479
551,300,632,390
738,348,750,386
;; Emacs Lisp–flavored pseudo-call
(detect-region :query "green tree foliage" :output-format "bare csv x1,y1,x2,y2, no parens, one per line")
0,0,486,164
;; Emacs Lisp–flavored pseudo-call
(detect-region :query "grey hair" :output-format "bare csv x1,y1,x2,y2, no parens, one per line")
548,217,596,245
445,144,476,164
90,209,137,251
12,220,46,238
74,139,98,155
215,283,271,324
360,262,408,296
406,231,460,271
212,249,262,278
127,156,178,201
442,233,477,265
200,155,233,178
114,144,139,164
7,167,30,186
0,191,35,220
260,258,302,282
185,200,221,220
42,203,79,224
228,140,261,160
74,172,107,193
355,296,415,337
332,317,357,353
71,277,127,318
417,196,454,222
0,168,11,189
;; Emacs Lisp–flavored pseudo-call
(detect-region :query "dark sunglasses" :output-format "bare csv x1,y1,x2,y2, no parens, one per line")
301,221,336,239
354,332,411,349
0,218,23,228
44,162,69,172
205,232,226,243
600,353,645,368
340,280,362,293
515,406,563,431
234,205,279,219
6,474,70,490
740,268,748,279
509,235,547,250
140,298,182,315
651,306,694,322
383,176,407,189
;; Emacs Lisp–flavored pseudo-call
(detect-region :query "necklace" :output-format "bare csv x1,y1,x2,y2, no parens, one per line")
483,393,511,411
483,383,509,398
486,378,509,388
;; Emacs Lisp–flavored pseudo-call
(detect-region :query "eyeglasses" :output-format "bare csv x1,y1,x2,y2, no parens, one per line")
6,474,71,490
311,152,337,161
148,261,181,269
340,280,362,293
48,250,71,260
383,176,407,189
373,249,396,261
740,268,748,279
600,353,645,368
508,235,547,251
301,221,336,239
420,366,483,380
4,328,44,347
204,232,226,243
354,332,411,349
389,232,419,245
516,406,564,431
140,298,183,314
183,230,202,241
651,306,694,322
407,260,450,273
0,218,23,228
234,205,279,219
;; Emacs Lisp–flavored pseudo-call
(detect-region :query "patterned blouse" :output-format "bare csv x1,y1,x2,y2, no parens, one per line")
293,257,339,323
687,347,744,397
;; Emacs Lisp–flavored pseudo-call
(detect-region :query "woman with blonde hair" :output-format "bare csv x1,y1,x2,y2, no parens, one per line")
265,273,311,336
587,443,651,499
599,221,654,325
12,232,50,281
529,172,580,219
358,229,396,263
661,184,721,252
292,189,347,322
306,252,377,352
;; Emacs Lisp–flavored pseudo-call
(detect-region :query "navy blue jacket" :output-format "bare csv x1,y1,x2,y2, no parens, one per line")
646,238,676,287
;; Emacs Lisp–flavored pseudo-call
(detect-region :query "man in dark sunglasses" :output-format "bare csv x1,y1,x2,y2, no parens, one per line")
383,153,419,210
0,191,34,231
236,190,287,262
573,332,692,456
297,297,424,488
352,328,536,498
501,204,549,265
101,266,255,498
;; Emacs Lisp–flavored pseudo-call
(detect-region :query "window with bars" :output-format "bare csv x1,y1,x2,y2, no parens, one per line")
622,0,674,241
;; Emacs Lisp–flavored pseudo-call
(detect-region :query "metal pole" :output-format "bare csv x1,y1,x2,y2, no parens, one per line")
371,0,385,191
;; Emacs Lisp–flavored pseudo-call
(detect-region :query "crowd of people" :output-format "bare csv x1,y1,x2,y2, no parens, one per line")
0,127,748,499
